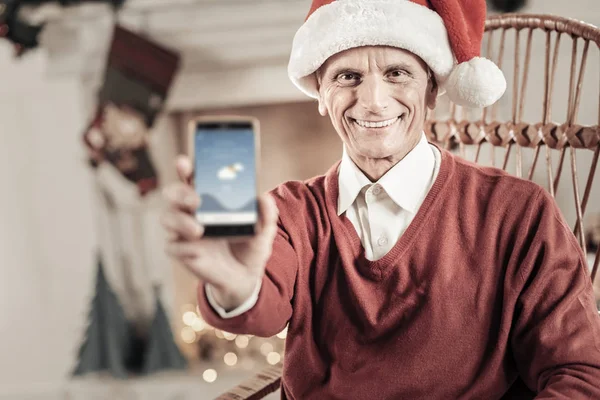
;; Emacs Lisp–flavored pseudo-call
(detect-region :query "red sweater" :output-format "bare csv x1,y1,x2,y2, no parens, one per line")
198,148,600,399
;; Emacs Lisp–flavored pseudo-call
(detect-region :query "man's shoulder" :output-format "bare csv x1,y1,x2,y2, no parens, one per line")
268,173,328,215
449,151,545,201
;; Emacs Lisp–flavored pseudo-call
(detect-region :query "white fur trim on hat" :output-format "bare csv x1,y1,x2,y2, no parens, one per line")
288,0,456,99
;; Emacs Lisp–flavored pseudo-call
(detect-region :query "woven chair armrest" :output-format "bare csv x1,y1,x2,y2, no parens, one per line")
215,364,283,400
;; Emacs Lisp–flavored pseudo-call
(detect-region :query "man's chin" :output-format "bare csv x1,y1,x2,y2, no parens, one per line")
352,145,395,160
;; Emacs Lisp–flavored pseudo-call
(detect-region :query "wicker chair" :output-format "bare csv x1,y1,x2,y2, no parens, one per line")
215,13,600,400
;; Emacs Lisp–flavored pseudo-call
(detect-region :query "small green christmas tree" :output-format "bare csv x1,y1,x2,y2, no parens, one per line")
73,256,129,379
142,288,188,374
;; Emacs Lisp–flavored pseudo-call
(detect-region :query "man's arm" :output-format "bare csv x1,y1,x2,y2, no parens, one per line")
196,225,298,338
511,189,600,398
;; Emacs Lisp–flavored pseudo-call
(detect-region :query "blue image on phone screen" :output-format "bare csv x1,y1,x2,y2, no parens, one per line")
194,125,258,226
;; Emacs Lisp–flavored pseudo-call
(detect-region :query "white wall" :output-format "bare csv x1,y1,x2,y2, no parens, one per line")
519,0,600,22
0,42,96,386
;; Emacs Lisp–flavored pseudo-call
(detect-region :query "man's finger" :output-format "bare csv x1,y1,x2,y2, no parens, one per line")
160,209,204,240
170,253,225,287
176,155,194,184
162,182,201,213
165,238,229,259
165,241,235,285
165,240,204,259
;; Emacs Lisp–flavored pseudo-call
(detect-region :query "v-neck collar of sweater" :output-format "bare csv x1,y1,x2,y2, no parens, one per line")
323,142,455,281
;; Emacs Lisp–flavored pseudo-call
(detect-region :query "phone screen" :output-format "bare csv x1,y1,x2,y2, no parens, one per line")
193,121,258,236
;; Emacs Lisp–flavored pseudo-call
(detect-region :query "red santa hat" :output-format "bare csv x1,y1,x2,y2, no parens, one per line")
288,0,507,108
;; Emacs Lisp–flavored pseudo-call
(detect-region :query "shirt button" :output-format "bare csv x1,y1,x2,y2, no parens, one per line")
372,185,382,196
377,235,388,247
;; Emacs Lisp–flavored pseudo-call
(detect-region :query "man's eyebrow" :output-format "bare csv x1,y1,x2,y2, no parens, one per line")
326,67,363,78
383,63,414,73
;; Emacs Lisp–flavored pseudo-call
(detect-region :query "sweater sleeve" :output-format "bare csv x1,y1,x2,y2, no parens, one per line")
510,188,600,398
196,223,298,338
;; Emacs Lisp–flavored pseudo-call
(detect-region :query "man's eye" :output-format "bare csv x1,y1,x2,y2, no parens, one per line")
337,73,359,82
389,70,407,78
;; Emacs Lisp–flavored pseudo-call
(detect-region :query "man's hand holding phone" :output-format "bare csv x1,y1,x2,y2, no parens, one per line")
161,155,279,311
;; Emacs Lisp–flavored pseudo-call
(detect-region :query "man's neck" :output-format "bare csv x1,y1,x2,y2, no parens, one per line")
346,137,421,182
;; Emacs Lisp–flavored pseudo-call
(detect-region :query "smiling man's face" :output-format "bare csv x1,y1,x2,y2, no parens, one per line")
317,46,438,165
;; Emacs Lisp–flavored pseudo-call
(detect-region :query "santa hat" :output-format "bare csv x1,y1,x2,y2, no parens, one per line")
288,0,507,108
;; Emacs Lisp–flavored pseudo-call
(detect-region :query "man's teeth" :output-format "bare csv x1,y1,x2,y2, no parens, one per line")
354,117,399,128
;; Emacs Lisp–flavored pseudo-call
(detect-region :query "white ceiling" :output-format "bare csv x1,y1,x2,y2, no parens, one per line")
18,0,600,111
22,0,311,109
32,0,309,74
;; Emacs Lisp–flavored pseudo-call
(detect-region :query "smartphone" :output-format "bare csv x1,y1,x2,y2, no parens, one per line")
188,116,260,238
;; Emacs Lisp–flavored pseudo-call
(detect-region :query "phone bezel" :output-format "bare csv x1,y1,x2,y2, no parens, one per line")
187,115,261,238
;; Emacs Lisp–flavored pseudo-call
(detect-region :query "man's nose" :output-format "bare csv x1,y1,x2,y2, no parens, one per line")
357,76,389,114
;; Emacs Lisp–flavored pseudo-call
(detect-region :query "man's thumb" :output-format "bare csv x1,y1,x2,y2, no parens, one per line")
175,155,193,184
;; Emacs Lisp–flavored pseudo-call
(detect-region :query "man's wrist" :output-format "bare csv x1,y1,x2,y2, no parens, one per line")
209,278,261,312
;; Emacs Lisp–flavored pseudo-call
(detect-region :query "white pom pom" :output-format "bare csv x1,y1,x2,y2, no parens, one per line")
445,57,507,108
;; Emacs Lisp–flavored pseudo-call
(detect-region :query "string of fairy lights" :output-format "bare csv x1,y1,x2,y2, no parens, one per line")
179,304,287,384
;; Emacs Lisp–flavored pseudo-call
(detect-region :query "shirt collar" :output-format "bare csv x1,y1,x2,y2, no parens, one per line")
337,132,435,215
337,146,372,215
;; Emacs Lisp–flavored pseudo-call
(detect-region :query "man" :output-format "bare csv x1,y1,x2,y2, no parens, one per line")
162,0,600,398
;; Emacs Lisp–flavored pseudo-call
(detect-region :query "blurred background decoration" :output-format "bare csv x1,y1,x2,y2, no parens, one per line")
0,0,598,399
74,22,186,380
487,0,528,13
83,23,180,195
178,303,287,384
0,0,124,56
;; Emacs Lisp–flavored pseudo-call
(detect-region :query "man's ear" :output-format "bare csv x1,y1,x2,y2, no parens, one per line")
426,74,439,110
315,71,328,116
317,96,328,117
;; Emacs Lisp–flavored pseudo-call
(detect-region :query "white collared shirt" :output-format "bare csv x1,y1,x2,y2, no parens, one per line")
206,132,441,317
338,132,440,260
